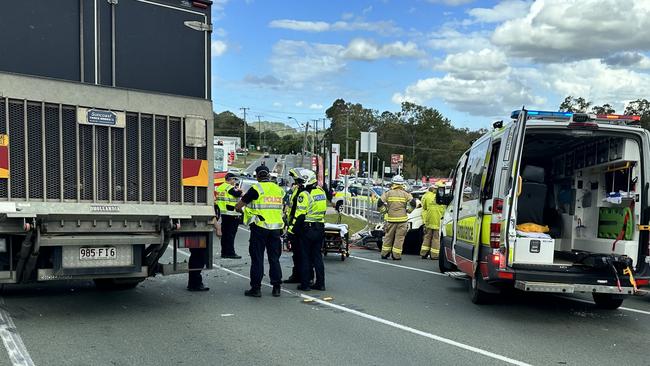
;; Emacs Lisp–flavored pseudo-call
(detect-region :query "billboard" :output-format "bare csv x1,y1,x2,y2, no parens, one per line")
391,154,403,174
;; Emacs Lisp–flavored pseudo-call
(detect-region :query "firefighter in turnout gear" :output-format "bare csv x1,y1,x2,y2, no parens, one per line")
420,182,446,260
236,165,286,298
293,169,327,291
215,173,243,259
284,168,307,284
378,175,414,260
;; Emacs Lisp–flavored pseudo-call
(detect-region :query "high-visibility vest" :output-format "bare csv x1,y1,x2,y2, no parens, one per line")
296,187,327,223
421,190,444,229
215,183,241,216
246,182,285,230
287,187,302,234
381,188,411,223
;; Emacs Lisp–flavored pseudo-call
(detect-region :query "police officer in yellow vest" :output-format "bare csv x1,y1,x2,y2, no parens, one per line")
236,165,286,297
378,175,415,260
284,168,307,284
293,169,327,291
420,182,446,259
215,173,243,259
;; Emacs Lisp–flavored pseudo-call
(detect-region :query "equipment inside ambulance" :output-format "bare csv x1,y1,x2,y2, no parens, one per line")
439,109,650,309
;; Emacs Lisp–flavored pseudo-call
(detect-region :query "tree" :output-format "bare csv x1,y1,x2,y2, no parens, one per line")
591,104,615,115
624,99,650,130
559,96,592,112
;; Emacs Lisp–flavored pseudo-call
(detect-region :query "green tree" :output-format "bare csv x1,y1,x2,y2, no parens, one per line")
591,103,616,114
624,99,650,129
559,96,592,112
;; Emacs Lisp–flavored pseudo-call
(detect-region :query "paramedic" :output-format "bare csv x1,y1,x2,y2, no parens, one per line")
294,170,327,291
284,168,306,284
215,173,243,259
420,182,446,259
378,175,415,260
235,165,286,298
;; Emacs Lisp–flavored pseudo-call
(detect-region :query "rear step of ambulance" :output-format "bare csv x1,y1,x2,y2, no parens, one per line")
515,281,639,295
447,272,469,280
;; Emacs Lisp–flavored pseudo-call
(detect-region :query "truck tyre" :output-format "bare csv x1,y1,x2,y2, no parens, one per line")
469,269,490,305
94,278,143,290
592,293,624,309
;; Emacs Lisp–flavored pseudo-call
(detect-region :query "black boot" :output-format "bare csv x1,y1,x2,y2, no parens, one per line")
283,275,301,284
272,285,281,297
244,288,261,297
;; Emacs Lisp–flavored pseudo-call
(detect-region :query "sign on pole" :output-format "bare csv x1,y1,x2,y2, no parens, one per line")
360,132,377,153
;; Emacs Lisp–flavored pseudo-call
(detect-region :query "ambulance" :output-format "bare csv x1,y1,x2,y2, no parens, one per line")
439,109,650,308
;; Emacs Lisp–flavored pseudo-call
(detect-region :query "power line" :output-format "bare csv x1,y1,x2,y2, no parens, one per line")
377,141,466,152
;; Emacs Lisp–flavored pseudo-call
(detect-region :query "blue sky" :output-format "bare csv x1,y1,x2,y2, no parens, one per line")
210,0,650,130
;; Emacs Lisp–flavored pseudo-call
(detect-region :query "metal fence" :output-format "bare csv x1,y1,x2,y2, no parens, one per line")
340,193,383,226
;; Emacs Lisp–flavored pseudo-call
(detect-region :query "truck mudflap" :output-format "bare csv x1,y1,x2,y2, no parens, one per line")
514,281,641,295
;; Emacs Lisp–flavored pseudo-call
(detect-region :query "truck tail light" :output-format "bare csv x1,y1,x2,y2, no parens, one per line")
492,198,503,214
490,223,501,248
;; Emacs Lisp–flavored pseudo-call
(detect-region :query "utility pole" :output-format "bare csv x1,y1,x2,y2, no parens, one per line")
345,113,349,159
256,115,263,151
240,107,249,165
301,121,309,168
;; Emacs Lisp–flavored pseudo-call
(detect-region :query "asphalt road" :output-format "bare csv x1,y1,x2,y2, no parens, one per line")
1,228,650,365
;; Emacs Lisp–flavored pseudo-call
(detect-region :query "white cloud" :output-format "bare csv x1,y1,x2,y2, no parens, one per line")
309,104,324,109
602,52,650,69
427,28,492,52
362,5,373,14
211,40,228,56
269,19,330,32
295,101,304,107
243,74,283,86
273,102,282,107
467,0,531,23
270,40,346,86
492,0,650,62
437,49,509,79
269,19,402,36
426,0,475,5
342,38,424,60
341,12,354,20
213,27,227,37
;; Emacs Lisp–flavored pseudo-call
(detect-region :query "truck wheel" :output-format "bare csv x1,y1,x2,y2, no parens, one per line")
469,270,490,305
94,278,143,290
592,293,624,309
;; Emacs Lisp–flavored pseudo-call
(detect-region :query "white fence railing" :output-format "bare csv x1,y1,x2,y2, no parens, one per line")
341,196,383,225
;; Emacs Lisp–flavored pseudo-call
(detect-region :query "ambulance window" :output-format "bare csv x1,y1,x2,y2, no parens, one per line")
482,141,501,200
463,139,490,202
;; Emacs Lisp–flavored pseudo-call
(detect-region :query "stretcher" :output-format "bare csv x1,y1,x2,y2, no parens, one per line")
323,223,350,261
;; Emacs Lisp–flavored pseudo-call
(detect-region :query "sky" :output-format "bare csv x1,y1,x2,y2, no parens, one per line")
209,0,650,130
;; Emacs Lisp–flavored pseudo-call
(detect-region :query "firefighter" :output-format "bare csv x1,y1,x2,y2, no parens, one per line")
215,173,243,259
283,168,306,284
420,182,446,259
294,170,327,291
378,175,415,260
235,165,286,298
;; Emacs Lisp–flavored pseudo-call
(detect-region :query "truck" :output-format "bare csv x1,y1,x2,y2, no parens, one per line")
0,0,215,288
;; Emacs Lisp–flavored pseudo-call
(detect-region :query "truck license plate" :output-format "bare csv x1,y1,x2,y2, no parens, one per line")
79,247,117,260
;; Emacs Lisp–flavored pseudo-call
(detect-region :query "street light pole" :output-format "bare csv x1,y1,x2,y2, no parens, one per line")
240,107,249,165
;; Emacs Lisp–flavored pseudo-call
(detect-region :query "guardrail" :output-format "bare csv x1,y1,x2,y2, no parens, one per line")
340,194,383,225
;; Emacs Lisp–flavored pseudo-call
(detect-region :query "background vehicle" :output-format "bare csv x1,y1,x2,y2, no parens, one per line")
439,109,650,308
0,0,215,287
228,168,243,176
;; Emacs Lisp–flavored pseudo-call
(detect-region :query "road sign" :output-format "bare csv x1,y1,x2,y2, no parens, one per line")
360,132,377,153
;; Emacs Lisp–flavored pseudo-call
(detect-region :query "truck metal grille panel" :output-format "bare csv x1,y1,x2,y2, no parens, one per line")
0,98,195,205
9,100,26,199
126,114,139,202
155,116,168,202
45,104,61,200
141,115,154,202
62,106,77,200
0,99,7,199
112,128,124,201
27,103,44,199
169,118,182,203
96,126,110,201
196,141,207,204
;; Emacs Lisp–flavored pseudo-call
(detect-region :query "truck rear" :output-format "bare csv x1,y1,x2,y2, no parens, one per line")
0,0,215,286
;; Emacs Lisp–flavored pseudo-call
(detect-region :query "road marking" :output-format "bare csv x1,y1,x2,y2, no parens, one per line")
349,255,445,276
350,255,650,316
0,299,34,366
175,249,532,366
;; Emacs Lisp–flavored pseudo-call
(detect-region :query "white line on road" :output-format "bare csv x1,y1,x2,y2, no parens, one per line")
0,299,34,366
176,249,532,366
349,254,650,317
349,255,445,276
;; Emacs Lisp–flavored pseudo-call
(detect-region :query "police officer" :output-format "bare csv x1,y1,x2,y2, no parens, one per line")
283,168,306,284
235,165,286,297
187,246,209,291
294,170,327,291
420,182,446,259
215,173,243,259
378,175,414,260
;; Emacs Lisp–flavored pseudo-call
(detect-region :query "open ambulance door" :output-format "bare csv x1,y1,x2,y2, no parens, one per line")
446,153,468,267
501,108,529,266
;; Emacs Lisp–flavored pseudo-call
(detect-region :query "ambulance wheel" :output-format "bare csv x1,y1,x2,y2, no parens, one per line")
438,245,456,273
340,253,345,261
94,278,143,290
592,293,624,310
469,270,490,305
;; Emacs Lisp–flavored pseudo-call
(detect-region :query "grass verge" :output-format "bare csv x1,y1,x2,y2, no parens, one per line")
229,152,262,169
325,213,367,235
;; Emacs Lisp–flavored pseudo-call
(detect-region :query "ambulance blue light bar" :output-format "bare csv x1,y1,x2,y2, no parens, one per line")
510,110,573,119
